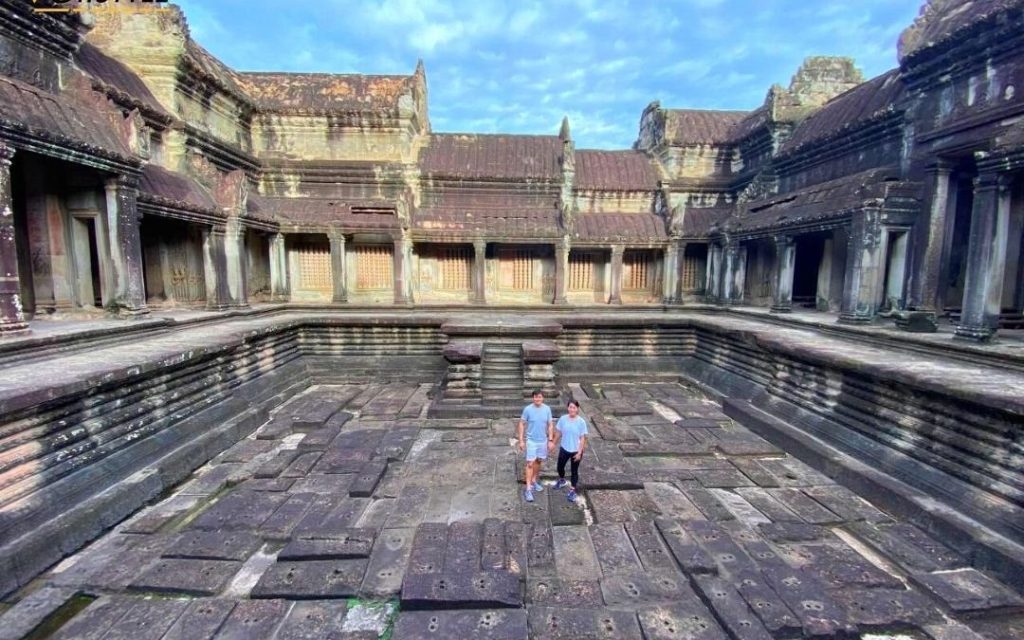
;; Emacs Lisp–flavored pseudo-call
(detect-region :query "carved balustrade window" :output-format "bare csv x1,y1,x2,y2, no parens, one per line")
296,242,332,291
439,246,471,290
624,250,653,290
498,248,534,291
356,245,393,290
569,251,596,291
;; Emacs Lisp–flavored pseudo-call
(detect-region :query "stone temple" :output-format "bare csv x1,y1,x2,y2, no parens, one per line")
0,0,1022,638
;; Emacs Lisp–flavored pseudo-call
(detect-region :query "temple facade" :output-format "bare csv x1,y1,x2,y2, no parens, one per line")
0,0,1022,341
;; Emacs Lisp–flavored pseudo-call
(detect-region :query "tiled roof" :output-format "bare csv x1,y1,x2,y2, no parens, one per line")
664,109,749,145
726,106,771,144
780,69,905,154
420,133,563,180
575,150,659,191
238,72,415,113
675,206,734,237
185,41,250,103
250,196,400,228
0,75,132,161
414,189,560,238
138,164,218,213
899,0,1023,61
75,42,170,120
574,213,667,241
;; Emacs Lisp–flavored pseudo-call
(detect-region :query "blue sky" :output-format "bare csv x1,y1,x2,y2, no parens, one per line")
175,0,922,150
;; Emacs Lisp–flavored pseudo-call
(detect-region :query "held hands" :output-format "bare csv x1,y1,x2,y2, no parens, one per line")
518,439,525,453
573,452,583,462
547,440,555,453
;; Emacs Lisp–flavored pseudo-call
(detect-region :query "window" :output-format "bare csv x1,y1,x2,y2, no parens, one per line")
296,242,332,291
356,245,393,290
624,250,652,290
498,248,535,291
439,247,470,290
569,251,596,291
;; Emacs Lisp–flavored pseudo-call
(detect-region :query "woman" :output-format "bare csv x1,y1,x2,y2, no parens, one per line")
553,400,588,502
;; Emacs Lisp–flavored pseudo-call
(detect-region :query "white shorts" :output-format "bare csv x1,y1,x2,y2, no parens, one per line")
525,440,548,462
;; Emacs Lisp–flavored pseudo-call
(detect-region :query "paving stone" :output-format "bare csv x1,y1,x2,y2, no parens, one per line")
217,439,277,463
730,458,782,487
178,464,244,496
162,599,237,640
377,426,420,462
101,599,190,640
706,489,771,525
392,609,528,640
692,574,773,640
408,522,450,575
588,490,634,523
121,495,202,534
255,451,300,478
643,481,705,520
675,418,727,429
588,523,642,575
637,602,728,640
757,521,833,543
581,469,644,490
831,587,942,628
784,542,903,590
294,497,370,538
482,518,508,570
527,577,604,607
601,570,694,607
163,530,262,561
316,447,376,474
623,518,675,572
214,599,289,639
620,441,710,456
51,596,126,640
655,517,718,575
275,600,350,640
400,570,523,610
449,484,491,521
733,570,802,638
280,451,324,478
360,527,415,597
298,426,341,452
384,484,430,528
765,488,842,525
349,460,388,497
763,568,857,638
551,526,602,581
682,519,758,576
188,491,287,531
680,484,737,521
922,623,990,640
129,558,240,596
237,477,296,492
280,528,376,560
0,586,77,640
528,524,556,577
528,607,643,640
521,486,552,526
445,521,484,573
714,436,783,457
251,559,368,599
694,468,758,488
547,491,585,526
504,522,528,576
289,397,342,431
848,521,964,572
910,568,1024,614
732,487,803,522
289,473,353,494
802,485,893,523
261,492,318,541
489,484,522,521
63,536,171,591
373,463,406,497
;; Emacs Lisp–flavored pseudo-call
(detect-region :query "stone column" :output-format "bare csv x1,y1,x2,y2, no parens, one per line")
770,234,796,313
393,233,410,306
329,230,347,303
269,232,289,301
903,161,953,331
103,175,149,316
662,242,679,304
706,242,723,303
609,244,624,305
202,226,230,310
553,239,568,305
472,239,486,305
955,172,1011,341
722,241,746,304
223,218,248,308
0,143,27,333
838,209,885,324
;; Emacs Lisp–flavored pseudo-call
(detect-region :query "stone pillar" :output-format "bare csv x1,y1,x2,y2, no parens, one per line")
103,175,149,316
770,234,796,313
722,241,746,304
553,239,568,305
393,233,410,306
609,244,624,305
472,239,486,305
955,172,1011,341
706,242,723,303
0,143,27,333
202,226,230,310
838,209,885,324
269,232,289,301
662,242,679,304
902,161,953,331
223,218,248,308
329,230,347,303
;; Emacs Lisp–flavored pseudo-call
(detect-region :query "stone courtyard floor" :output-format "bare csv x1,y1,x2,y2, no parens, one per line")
5,381,1022,639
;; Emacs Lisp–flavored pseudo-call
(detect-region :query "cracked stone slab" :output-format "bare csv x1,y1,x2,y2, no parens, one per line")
445,521,484,573
481,518,509,570
757,522,833,543
847,521,964,572
275,600,350,640
762,568,858,638
732,487,804,523
360,527,415,597
214,599,290,640
679,484,736,521
392,609,528,640
780,542,903,590
551,526,601,582
654,517,718,575
636,603,729,640
162,530,262,561
121,495,202,534
187,491,287,532
349,460,388,497
588,523,641,575
0,587,77,640
643,482,704,520
250,559,368,599
216,439,276,463
692,574,773,640
527,524,556,577
528,607,643,640
100,598,190,640
400,570,523,610
254,451,300,478
293,497,370,538
260,492,318,542
161,599,236,640
297,426,341,452
527,577,603,607
280,451,323,478
831,587,943,628
733,570,802,638
910,568,1024,615
803,484,893,523
765,489,841,525
682,519,758,576
129,558,240,596
288,473,353,495
408,522,449,576
50,596,127,640
623,518,675,572
279,528,376,560
601,570,694,607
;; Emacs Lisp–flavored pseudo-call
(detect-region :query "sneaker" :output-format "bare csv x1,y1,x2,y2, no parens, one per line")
567,489,577,503
532,482,544,492
524,489,534,503
554,479,568,490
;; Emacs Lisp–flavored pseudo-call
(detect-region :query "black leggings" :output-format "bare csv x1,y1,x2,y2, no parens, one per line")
557,447,581,488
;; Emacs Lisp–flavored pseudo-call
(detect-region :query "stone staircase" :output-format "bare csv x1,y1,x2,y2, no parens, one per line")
481,343,524,405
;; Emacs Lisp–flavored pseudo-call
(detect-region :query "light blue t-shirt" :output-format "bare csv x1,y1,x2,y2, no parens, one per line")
556,415,588,453
521,403,552,443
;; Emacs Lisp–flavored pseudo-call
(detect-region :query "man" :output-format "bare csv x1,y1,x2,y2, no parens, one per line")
518,389,554,502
